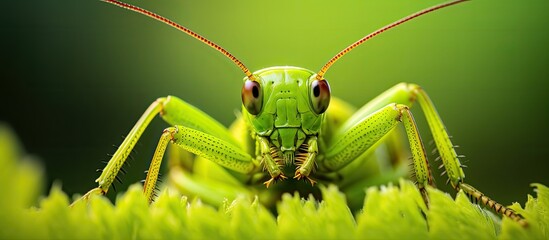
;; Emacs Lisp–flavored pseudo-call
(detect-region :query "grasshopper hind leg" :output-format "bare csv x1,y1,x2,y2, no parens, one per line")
73,96,258,205
411,84,527,226
320,83,527,226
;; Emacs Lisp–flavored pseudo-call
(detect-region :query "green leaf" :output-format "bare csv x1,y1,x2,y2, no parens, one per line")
0,125,547,240
356,180,428,239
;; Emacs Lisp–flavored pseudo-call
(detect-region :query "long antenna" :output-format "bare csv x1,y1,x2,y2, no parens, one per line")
102,0,256,81
316,0,468,80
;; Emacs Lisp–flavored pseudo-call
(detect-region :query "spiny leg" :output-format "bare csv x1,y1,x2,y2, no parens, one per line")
74,98,165,203
142,128,172,202
326,82,526,225
458,183,527,226
322,97,409,205
321,104,434,202
258,136,287,187
294,136,319,185
143,125,257,203
74,95,248,203
412,86,527,226
400,105,434,202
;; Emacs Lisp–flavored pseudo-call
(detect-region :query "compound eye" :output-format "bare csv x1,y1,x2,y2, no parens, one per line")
309,79,331,114
241,80,263,115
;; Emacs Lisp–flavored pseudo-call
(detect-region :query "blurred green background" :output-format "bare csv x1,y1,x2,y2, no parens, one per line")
1,0,548,205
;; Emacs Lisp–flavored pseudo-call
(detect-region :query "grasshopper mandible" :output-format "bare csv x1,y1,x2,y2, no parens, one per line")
76,0,526,226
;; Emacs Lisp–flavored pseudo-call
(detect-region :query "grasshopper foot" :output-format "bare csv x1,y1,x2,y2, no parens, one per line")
263,174,288,188
294,170,317,186
70,187,106,207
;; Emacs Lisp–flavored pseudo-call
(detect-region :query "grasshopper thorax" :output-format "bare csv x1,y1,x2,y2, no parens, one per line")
242,66,330,165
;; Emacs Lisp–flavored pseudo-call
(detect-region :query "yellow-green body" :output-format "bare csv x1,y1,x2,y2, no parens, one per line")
171,67,409,209
77,0,527,227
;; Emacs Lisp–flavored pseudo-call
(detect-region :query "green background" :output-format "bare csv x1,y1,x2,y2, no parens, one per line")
1,0,548,205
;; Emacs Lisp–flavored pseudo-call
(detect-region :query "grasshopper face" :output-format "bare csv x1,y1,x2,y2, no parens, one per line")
242,66,330,165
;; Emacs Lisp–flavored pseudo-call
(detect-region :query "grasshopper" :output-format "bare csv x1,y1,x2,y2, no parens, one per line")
77,0,526,226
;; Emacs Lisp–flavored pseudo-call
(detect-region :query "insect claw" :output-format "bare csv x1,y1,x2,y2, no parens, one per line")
263,174,287,188
263,178,275,188
307,177,317,186
294,170,316,186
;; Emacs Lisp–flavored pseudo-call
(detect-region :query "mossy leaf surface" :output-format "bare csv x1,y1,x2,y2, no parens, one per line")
0,125,547,239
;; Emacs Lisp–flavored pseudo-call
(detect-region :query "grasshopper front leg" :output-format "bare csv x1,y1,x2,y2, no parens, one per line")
74,96,258,204
320,83,527,226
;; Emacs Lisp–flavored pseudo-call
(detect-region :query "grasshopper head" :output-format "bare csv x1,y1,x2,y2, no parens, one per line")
241,67,330,164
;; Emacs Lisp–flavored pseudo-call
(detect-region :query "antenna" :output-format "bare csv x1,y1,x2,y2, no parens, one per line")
102,0,256,80
316,0,468,80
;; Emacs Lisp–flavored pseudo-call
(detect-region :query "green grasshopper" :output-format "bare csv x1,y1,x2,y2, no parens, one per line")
78,0,526,226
